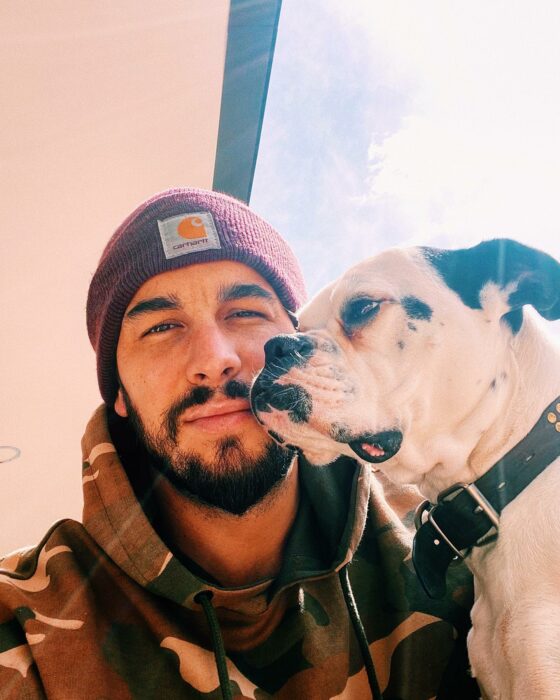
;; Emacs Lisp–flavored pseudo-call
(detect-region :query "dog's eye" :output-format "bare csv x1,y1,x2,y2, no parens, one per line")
341,296,381,331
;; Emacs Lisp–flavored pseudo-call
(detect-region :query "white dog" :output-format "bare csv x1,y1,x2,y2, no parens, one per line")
251,239,560,699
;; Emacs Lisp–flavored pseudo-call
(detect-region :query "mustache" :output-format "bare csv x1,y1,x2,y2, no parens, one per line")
166,379,250,442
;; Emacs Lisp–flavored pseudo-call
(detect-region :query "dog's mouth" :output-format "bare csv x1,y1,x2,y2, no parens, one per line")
345,430,403,463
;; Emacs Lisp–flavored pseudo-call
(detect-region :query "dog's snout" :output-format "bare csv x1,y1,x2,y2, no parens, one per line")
264,334,315,367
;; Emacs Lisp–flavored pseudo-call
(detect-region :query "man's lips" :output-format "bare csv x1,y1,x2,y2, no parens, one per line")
180,400,254,429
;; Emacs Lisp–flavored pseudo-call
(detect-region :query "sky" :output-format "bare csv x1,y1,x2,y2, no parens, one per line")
252,0,560,305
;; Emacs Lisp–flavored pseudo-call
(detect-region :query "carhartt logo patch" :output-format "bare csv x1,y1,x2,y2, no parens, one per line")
158,212,221,259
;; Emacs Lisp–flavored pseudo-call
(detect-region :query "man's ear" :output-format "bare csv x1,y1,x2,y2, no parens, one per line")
422,238,560,333
114,387,128,418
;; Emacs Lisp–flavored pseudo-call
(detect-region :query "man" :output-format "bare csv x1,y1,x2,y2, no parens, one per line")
0,188,477,698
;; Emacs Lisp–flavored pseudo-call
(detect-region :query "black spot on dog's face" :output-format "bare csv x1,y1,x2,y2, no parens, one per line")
330,424,352,443
251,380,312,424
397,340,405,350
277,385,312,424
490,378,497,391
407,322,417,332
317,338,339,354
401,295,433,321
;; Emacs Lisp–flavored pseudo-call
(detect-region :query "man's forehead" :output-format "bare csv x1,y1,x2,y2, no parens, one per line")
125,260,278,311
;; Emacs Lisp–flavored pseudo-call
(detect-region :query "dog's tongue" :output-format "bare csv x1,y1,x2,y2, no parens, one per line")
360,442,385,457
348,430,402,463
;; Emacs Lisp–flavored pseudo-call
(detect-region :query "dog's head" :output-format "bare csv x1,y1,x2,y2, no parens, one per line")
251,239,560,496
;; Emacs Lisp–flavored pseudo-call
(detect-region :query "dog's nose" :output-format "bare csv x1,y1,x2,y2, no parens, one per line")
264,334,315,366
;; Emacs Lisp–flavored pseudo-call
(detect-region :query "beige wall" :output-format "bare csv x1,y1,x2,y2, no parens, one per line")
1,0,229,552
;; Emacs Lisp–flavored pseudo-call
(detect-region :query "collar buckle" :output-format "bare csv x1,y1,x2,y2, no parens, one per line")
414,498,466,562
412,395,560,598
438,481,501,530
414,481,501,563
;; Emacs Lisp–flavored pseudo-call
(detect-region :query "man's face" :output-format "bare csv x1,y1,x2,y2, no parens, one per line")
114,260,296,514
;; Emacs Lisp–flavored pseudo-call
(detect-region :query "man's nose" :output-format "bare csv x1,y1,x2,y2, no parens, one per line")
186,326,241,385
263,334,315,370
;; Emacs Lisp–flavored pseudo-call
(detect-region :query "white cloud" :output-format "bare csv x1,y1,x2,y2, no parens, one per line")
330,0,560,256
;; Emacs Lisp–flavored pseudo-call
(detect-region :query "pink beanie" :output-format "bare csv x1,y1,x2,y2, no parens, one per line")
87,187,307,404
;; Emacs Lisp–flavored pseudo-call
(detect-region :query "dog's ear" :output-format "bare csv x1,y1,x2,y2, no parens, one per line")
422,239,560,332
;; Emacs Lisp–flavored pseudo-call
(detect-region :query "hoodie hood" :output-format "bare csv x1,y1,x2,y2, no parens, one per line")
81,405,371,614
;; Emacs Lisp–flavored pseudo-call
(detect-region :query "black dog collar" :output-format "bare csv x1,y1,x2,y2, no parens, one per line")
412,396,560,598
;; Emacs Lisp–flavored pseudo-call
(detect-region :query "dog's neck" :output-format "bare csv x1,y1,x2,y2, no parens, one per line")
411,314,560,599
475,316,559,462
419,314,560,500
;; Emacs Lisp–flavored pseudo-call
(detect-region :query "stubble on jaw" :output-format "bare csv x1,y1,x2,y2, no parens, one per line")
118,380,295,515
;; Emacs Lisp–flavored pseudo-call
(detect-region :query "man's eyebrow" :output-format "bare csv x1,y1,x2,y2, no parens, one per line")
218,283,275,303
125,294,182,320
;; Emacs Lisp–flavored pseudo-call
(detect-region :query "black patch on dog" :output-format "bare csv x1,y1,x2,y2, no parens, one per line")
318,338,339,354
503,310,523,333
421,239,560,333
490,378,497,391
251,380,312,424
279,385,312,423
401,295,433,321
331,424,352,443
397,340,405,350
407,322,417,332
251,391,271,415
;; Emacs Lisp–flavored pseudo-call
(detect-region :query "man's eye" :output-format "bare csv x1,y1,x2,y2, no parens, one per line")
144,322,178,335
341,297,381,330
229,310,266,319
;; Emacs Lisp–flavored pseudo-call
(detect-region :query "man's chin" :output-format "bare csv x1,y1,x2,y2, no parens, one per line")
154,438,295,516
175,429,276,471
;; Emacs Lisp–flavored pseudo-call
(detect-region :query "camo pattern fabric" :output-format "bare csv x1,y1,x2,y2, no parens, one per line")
0,406,478,699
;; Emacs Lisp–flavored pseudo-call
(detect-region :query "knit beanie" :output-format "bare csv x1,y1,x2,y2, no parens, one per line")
87,187,307,404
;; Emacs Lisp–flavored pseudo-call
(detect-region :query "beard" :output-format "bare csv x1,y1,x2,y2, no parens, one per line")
119,379,294,516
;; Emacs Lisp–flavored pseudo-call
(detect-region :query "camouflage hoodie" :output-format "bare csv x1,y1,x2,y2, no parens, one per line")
0,406,478,699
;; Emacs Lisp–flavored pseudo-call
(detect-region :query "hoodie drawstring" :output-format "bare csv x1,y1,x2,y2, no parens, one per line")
195,591,233,700
196,572,381,700
339,565,383,700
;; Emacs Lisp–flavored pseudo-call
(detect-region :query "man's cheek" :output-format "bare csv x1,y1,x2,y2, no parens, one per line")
244,343,267,375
